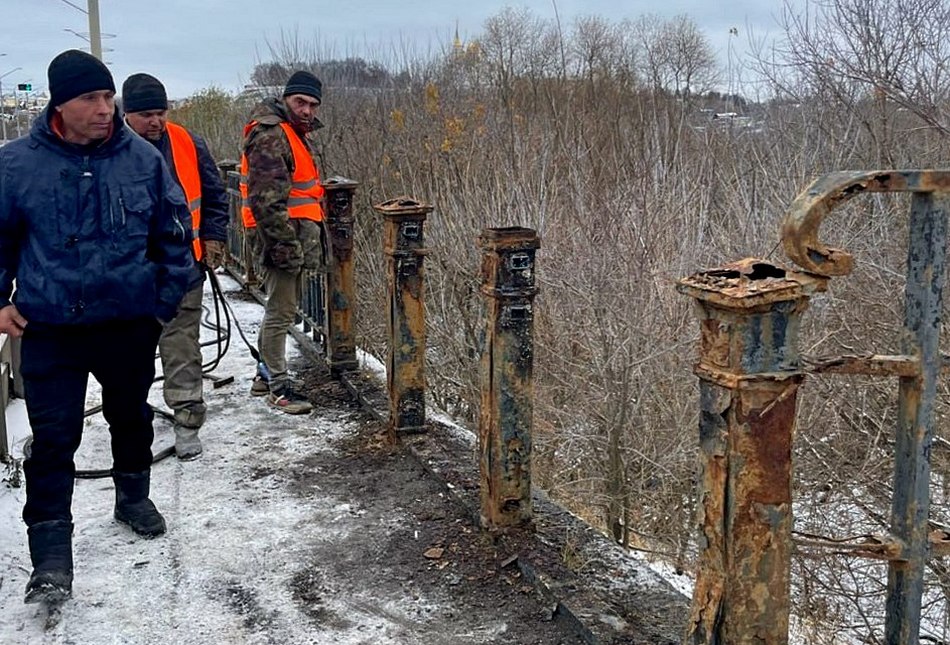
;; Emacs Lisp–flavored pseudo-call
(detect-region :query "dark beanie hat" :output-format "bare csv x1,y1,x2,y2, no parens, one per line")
283,71,322,103
47,49,115,107
122,73,168,113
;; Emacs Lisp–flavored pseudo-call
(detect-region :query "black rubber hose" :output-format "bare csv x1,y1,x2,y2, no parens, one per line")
75,267,236,478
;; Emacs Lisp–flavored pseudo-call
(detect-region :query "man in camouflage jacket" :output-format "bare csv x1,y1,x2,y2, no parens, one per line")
241,71,325,414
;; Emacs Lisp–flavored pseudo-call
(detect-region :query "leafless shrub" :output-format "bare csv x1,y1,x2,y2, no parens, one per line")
177,2,950,639
170,87,249,162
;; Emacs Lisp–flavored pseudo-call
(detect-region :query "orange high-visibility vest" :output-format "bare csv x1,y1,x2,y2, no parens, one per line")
240,121,324,229
165,121,203,260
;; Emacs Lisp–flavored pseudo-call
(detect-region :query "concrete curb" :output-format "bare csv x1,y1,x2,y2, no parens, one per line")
337,367,690,645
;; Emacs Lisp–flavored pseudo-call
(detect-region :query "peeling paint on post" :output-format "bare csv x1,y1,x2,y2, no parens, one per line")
375,197,432,434
885,191,948,645
322,177,360,373
677,259,827,645
478,227,540,529
783,170,950,644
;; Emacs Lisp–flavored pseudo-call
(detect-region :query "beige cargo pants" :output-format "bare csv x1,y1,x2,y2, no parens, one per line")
158,284,207,428
258,268,302,392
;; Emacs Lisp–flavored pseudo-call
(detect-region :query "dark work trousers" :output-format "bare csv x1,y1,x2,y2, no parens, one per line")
20,317,162,527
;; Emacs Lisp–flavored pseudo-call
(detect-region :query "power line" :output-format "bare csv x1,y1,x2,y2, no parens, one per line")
56,0,105,62
56,0,87,14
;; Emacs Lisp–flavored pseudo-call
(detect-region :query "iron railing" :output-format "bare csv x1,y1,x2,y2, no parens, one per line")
680,170,950,645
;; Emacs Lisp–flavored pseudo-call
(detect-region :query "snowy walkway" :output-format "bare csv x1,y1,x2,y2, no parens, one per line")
0,274,583,645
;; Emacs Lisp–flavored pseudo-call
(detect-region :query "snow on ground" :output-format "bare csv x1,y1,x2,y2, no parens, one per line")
2,271,886,644
0,273,445,645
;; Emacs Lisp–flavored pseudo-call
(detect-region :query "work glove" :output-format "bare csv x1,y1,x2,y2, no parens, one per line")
268,240,304,271
201,239,226,270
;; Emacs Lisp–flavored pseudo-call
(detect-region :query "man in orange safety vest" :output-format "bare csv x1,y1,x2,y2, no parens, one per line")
239,71,326,415
122,73,230,459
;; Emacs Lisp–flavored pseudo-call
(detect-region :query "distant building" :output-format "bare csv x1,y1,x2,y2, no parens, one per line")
0,91,49,114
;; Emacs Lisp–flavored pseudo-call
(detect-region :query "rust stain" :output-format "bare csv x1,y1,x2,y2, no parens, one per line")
699,316,731,370
687,384,730,643
733,387,797,504
802,353,921,378
479,227,540,529
375,197,432,433
782,170,950,276
677,258,827,310
323,178,359,371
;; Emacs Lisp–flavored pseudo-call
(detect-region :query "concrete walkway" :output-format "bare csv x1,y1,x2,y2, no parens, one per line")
0,274,585,645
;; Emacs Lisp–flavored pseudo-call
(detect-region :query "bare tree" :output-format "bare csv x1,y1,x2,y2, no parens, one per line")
759,0,950,164
635,14,718,98
570,15,617,85
179,3,950,639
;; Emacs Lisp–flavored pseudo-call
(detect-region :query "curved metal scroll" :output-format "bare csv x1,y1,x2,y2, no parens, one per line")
782,170,950,276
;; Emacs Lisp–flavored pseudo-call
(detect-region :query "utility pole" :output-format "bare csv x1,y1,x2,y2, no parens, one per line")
87,0,103,61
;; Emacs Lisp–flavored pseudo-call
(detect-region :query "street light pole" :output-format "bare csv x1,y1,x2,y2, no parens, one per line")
0,67,23,143
12,82,28,138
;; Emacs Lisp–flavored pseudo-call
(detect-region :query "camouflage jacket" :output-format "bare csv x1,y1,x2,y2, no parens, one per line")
242,98,325,271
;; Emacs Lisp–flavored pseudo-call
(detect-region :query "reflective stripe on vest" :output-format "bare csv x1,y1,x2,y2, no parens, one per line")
166,121,203,261
239,121,324,229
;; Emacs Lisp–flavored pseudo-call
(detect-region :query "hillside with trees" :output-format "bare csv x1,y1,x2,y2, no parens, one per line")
172,2,950,641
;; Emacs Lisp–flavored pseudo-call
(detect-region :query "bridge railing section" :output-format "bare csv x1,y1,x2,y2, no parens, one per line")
679,170,950,645
0,332,22,464
221,166,540,533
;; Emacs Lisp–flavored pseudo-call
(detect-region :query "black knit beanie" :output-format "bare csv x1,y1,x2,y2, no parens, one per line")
283,71,322,103
47,49,115,107
122,73,168,113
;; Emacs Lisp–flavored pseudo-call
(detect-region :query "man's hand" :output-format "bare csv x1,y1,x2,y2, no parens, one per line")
202,240,226,270
0,304,27,338
268,240,304,271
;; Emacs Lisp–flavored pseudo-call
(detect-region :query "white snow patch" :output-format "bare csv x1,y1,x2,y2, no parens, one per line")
356,347,386,380
0,274,468,644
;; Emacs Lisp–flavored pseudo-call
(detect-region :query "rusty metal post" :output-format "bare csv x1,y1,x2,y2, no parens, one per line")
478,227,540,529
886,191,948,643
375,197,431,434
217,161,240,268
677,260,827,645
782,170,950,644
322,177,360,373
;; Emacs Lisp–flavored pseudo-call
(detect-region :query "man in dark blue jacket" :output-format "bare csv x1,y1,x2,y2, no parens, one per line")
0,50,197,605
122,72,230,461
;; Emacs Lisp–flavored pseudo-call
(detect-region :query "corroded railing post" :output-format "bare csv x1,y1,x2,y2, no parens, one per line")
375,197,431,434
322,177,360,373
783,170,950,644
478,227,540,529
677,259,827,645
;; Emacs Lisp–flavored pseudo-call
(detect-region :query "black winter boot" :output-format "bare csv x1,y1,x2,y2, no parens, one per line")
24,520,73,604
113,471,166,538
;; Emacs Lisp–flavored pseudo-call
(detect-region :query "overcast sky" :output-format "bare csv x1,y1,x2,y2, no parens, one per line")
0,0,793,99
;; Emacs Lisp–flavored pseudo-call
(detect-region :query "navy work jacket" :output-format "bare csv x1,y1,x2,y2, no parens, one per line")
0,106,197,325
